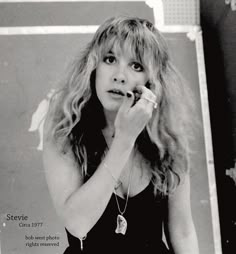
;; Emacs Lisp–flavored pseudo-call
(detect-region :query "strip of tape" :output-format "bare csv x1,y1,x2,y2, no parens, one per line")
145,0,164,27
0,25,201,35
0,26,98,35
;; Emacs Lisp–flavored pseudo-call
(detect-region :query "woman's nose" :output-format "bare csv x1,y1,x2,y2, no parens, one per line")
113,76,125,84
112,66,126,84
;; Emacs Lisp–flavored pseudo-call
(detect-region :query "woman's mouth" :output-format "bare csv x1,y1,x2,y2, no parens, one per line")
108,89,125,97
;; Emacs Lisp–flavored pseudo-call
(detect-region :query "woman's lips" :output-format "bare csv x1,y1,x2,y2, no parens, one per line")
108,89,125,97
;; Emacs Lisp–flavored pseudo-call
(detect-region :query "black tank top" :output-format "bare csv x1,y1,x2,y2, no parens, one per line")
64,181,171,254
64,131,171,253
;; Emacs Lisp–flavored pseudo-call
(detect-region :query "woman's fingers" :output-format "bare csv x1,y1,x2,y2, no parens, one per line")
135,85,157,110
118,91,134,114
141,97,158,109
115,86,157,140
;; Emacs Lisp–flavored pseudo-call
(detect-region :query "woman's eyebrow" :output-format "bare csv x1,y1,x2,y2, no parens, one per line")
107,50,114,54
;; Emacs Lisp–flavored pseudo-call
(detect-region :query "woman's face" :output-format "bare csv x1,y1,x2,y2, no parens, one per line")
95,47,148,114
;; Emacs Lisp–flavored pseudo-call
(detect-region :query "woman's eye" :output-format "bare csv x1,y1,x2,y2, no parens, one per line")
104,56,116,64
131,62,144,72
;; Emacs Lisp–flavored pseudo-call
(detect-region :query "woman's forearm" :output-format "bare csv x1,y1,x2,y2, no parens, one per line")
170,225,199,254
61,133,135,239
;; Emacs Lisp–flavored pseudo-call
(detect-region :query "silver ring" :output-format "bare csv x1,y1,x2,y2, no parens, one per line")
142,97,158,109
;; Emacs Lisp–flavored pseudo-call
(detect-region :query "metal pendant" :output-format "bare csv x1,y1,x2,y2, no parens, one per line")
115,214,127,235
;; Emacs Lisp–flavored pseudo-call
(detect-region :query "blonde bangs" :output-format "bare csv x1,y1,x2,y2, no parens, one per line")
93,18,160,72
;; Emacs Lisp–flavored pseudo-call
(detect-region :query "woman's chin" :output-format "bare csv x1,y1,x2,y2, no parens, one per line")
103,102,121,112
103,106,119,118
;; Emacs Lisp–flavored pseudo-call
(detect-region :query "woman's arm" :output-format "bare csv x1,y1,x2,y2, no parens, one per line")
43,87,154,240
166,173,199,254
43,130,134,239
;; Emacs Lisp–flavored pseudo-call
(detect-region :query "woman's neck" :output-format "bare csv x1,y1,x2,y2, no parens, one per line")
102,125,115,148
103,110,117,139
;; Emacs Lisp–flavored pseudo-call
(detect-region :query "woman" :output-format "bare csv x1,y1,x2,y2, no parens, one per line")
43,16,199,253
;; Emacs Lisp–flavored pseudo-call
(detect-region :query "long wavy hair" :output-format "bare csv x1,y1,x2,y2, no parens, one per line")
45,16,196,195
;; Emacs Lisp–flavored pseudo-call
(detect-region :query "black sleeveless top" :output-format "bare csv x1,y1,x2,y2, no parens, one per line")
64,182,171,254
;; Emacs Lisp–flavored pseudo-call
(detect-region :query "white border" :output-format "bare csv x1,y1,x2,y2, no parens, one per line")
195,30,223,254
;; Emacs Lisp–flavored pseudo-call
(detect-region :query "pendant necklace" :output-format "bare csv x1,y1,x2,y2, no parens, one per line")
113,164,133,235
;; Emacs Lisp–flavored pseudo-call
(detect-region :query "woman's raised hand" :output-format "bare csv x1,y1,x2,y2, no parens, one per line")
114,86,157,142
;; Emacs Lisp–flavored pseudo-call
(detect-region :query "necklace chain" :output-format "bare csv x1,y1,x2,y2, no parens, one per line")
103,140,134,216
113,164,133,215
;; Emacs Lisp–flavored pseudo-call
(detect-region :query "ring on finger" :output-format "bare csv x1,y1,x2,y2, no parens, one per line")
142,97,158,109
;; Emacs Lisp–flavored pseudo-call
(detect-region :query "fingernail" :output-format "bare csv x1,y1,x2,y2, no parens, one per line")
126,92,132,98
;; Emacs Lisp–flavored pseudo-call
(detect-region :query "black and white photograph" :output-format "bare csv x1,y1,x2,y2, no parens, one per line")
1,1,235,254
